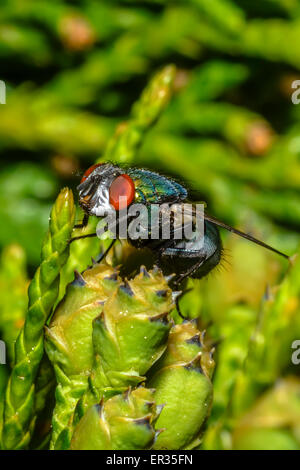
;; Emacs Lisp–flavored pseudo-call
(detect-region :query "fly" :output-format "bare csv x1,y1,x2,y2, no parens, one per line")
72,162,289,292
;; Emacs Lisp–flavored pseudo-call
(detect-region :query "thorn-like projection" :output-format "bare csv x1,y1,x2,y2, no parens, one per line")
165,273,175,283
71,270,86,287
119,280,134,297
156,289,168,298
186,333,202,347
172,291,182,302
123,387,131,401
152,265,160,274
200,330,206,344
184,352,204,374
153,428,165,444
94,312,107,329
99,396,104,407
91,257,97,265
104,272,118,282
154,404,165,422
182,318,197,326
140,265,150,278
133,415,152,428
150,311,169,324
137,382,147,389
95,397,105,417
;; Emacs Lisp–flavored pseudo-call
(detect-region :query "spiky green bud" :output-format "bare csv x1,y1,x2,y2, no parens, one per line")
45,263,119,377
45,262,119,449
71,387,161,450
148,321,214,450
90,266,174,394
45,264,174,449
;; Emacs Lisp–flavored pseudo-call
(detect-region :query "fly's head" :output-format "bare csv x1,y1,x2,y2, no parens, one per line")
77,163,136,216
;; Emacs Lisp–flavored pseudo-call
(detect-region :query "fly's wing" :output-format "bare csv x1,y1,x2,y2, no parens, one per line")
170,205,289,259
204,213,289,260
152,203,202,242
130,195,289,260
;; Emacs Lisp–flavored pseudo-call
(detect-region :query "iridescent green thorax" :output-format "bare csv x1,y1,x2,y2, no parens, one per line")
127,168,187,204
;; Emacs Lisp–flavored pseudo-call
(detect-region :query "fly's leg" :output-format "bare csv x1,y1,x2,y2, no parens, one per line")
74,213,89,229
69,232,98,244
173,258,206,286
175,295,185,319
69,235,116,265
174,288,193,320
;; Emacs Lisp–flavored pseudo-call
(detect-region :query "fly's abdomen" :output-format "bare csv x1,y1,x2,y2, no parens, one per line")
159,221,222,280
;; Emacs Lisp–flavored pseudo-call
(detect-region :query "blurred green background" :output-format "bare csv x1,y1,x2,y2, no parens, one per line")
1,0,300,450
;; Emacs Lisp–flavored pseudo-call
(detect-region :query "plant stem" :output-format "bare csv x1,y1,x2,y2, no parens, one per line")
1,188,75,450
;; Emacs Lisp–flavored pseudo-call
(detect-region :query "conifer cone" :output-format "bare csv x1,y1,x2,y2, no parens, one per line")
45,261,120,449
71,387,162,450
45,264,174,449
89,266,174,395
148,321,215,449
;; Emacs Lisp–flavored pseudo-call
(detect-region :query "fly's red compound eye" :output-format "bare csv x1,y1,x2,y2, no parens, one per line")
109,174,135,210
80,163,103,183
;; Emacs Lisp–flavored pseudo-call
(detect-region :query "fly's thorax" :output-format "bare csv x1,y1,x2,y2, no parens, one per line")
127,168,187,205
